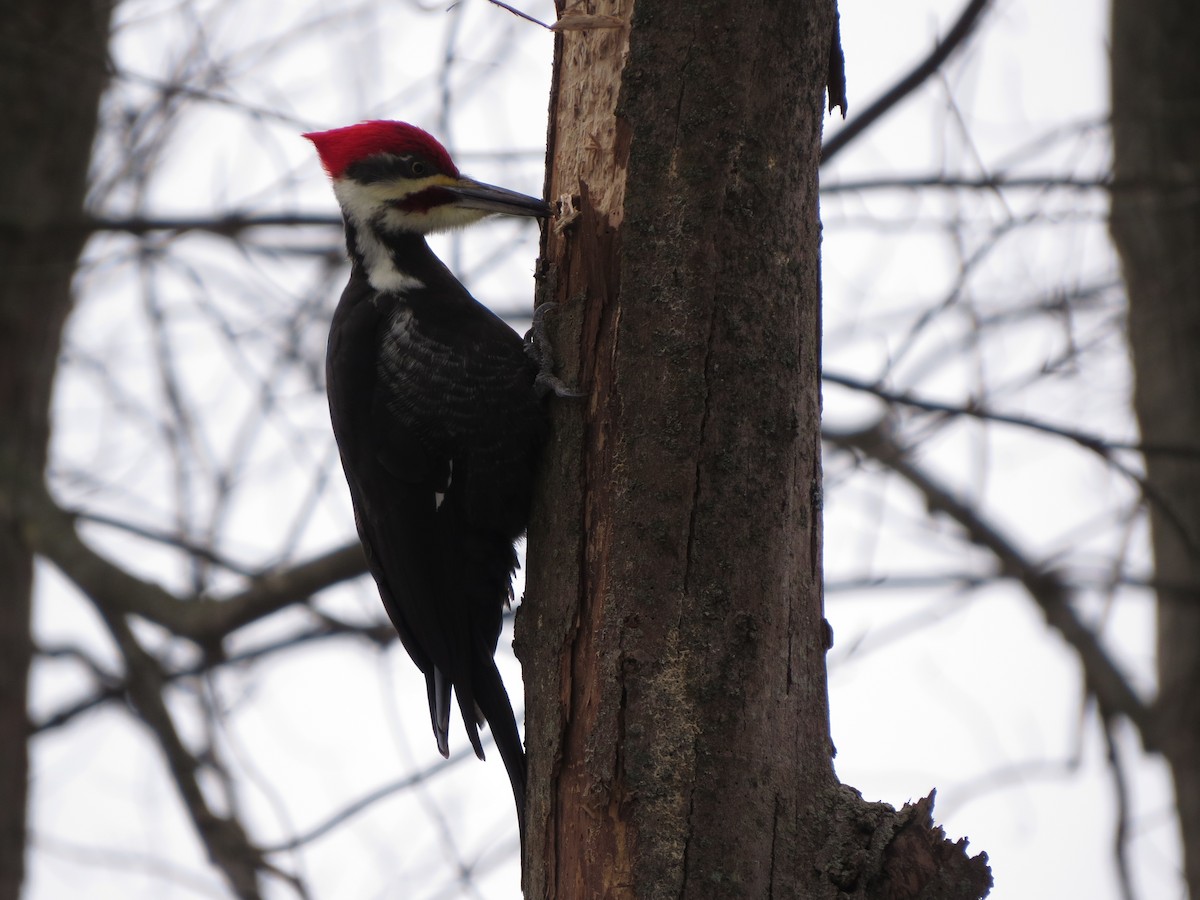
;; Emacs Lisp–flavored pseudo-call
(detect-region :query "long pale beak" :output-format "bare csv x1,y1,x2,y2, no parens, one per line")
443,178,552,218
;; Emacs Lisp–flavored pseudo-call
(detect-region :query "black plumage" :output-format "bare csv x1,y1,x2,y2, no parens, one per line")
327,232,543,841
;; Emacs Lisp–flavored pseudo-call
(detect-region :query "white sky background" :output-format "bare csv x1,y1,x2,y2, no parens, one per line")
24,0,1183,898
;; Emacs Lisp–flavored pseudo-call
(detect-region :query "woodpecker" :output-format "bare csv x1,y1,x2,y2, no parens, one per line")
305,120,555,844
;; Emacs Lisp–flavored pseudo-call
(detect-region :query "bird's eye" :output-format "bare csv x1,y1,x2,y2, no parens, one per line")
410,160,428,177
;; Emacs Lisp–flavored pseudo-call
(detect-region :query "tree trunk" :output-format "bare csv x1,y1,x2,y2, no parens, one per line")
521,2,989,898
0,4,114,896
1111,1,1200,895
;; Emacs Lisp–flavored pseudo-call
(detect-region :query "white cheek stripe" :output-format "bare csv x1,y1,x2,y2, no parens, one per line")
355,227,424,294
333,179,425,294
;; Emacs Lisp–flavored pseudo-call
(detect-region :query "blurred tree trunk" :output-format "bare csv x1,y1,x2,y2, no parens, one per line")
1111,0,1200,895
521,2,989,897
0,3,114,896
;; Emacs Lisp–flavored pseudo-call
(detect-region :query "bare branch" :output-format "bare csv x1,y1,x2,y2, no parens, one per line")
23,485,367,644
827,423,1162,750
823,371,1159,456
90,598,269,898
86,213,340,236
1102,718,1137,900
824,374,1200,556
821,175,1113,194
71,508,260,577
32,620,396,735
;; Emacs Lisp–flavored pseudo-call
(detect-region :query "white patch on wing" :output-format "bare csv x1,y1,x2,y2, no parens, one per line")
435,459,453,509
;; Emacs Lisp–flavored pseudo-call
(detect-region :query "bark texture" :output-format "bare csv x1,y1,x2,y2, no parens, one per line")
1111,1,1200,895
522,2,992,896
523,0,835,895
0,4,114,897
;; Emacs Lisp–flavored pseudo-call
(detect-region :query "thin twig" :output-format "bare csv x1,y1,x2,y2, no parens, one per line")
486,0,551,30
1102,718,1137,900
262,746,481,853
824,374,1200,557
31,620,396,735
823,371,1154,455
821,175,1113,194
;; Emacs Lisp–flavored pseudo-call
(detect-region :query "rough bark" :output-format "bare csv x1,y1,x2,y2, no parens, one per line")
1111,1,1200,895
0,4,115,897
521,2,990,898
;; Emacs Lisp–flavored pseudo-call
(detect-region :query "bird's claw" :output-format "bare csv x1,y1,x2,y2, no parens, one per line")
526,303,585,399
535,371,585,400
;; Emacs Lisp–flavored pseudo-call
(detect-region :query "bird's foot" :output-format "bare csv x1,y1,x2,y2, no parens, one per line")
526,303,585,400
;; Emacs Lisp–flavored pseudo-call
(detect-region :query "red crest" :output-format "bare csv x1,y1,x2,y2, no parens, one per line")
303,121,458,180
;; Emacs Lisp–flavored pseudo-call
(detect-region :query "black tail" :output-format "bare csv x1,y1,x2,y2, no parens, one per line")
473,649,527,850
445,633,526,851
437,505,528,850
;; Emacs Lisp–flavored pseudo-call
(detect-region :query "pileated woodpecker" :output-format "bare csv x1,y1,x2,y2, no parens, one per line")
304,120,556,844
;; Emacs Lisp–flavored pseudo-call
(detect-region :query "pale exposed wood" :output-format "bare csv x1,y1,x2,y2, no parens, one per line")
544,0,634,233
